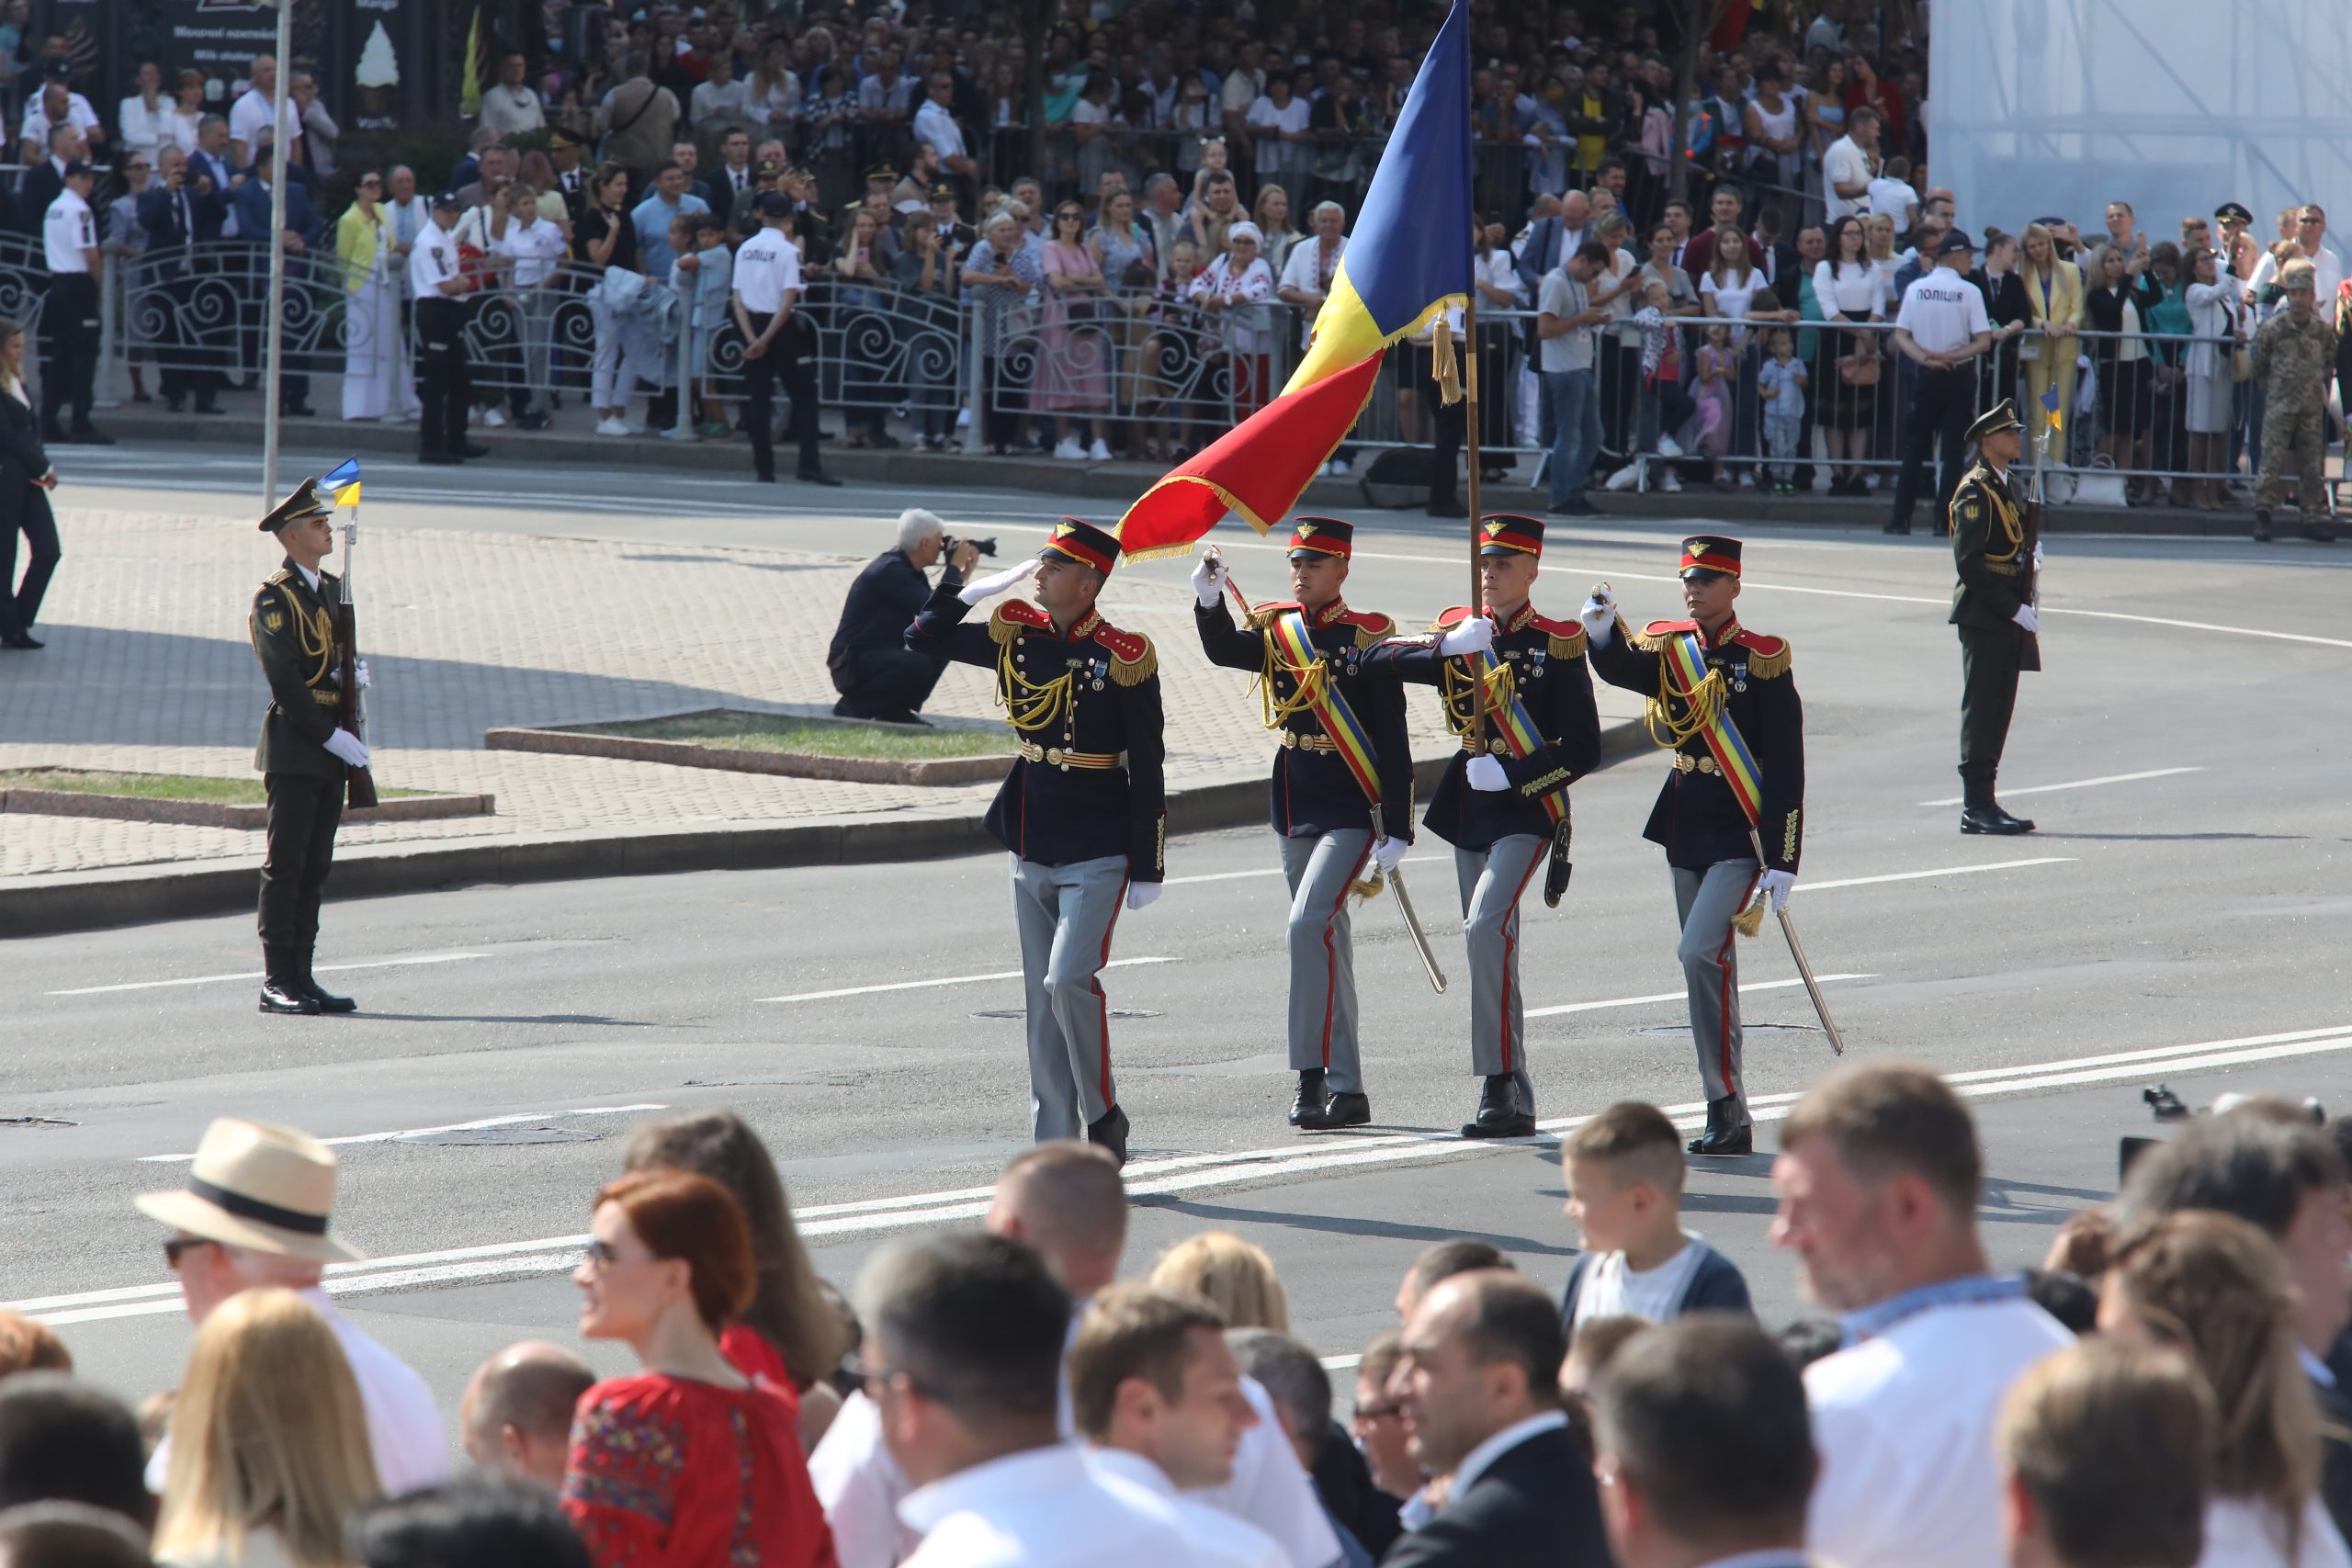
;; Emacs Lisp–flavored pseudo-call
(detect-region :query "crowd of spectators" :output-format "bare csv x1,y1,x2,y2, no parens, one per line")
6,1062,2352,1568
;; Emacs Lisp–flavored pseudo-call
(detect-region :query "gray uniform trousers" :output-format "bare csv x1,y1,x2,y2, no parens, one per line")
1454,835,1545,1112
1673,858,1763,1122
1011,852,1130,1141
1280,829,1374,1093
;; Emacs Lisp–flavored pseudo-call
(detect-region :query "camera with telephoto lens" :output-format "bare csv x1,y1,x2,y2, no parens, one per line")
942,535,998,560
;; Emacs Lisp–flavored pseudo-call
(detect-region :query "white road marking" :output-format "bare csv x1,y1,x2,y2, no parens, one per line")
1526,974,1873,1020
1918,767,2202,807
1164,855,1448,887
24,1021,2352,1325
138,1103,672,1163
47,952,491,998
1800,857,2075,891
760,955,1178,1004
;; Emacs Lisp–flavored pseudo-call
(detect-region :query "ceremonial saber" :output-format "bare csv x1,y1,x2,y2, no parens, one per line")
1746,828,1844,1056
1208,547,1447,993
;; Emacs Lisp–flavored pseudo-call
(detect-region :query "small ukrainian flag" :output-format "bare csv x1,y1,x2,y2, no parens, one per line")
2040,384,2064,431
324,456,361,507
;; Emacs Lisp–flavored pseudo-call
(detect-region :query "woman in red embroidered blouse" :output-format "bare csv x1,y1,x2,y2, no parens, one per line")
560,1169,838,1568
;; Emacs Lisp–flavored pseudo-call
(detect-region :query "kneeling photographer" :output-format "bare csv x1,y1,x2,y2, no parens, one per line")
827,508,993,723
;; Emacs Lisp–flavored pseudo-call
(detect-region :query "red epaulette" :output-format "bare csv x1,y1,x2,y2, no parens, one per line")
1430,604,1476,630
1644,618,1698,637
1526,611,1585,639
1093,623,1148,662
1332,608,1395,635
1250,599,1303,616
1729,628,1787,659
994,600,1051,629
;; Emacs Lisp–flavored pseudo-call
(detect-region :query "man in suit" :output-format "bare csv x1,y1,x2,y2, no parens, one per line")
230,136,322,416
1384,1270,1610,1567
138,148,229,414
1592,1315,1821,1568
187,116,243,232
17,121,78,238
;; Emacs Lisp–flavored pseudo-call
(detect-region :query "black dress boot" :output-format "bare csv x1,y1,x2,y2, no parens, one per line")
1961,805,2034,835
259,947,320,1015
1298,1090,1371,1131
1288,1068,1327,1127
1686,1095,1753,1156
1086,1103,1130,1168
301,954,358,1014
1461,1074,1537,1139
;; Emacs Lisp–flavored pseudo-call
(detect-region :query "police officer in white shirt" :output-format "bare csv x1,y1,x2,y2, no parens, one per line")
732,191,837,486
408,196,483,466
40,160,110,445
1885,229,1993,534
1772,1061,2072,1568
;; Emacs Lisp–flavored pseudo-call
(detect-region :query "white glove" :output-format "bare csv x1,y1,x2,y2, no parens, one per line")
2012,604,2041,633
1372,836,1407,874
958,558,1040,605
2031,540,2044,571
1190,554,1228,609
1758,868,1796,913
323,728,370,769
1465,754,1510,792
1437,615,1495,658
1579,591,1616,647
1125,883,1162,911
354,659,370,689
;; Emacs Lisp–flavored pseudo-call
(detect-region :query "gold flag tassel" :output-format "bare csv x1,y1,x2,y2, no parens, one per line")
1350,864,1387,903
1731,889,1769,940
1431,315,1463,406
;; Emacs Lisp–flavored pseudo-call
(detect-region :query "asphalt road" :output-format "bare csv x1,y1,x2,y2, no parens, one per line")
6,445,2351,1453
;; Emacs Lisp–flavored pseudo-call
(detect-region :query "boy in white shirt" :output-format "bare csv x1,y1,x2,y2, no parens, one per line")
1868,153,1919,231
1558,1101,1752,1331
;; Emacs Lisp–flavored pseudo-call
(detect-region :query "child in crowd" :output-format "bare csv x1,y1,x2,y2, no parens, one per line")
1558,1101,1752,1329
672,213,735,439
1690,321,1735,483
1757,326,1808,494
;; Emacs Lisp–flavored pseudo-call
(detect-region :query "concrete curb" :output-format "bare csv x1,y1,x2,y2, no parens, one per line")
0,718,1650,940
106,409,2260,536
0,787,496,831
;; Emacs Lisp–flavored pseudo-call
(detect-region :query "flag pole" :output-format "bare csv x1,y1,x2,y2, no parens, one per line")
1460,9,1491,752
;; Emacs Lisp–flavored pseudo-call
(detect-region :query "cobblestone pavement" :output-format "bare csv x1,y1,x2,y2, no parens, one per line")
0,503,1641,879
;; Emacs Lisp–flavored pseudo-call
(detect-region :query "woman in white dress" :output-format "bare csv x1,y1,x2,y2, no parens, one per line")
334,170,410,422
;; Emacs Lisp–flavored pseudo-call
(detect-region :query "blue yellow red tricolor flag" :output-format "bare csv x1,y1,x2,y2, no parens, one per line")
324,457,361,507
2040,383,2064,431
1119,0,1476,560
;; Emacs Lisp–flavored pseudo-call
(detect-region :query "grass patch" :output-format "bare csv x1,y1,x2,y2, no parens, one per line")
574,711,1007,761
0,770,427,803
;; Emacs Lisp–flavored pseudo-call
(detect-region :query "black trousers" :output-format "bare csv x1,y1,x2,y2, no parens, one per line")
1413,348,1466,504
1890,365,1973,528
40,273,97,431
414,297,472,456
743,311,821,479
155,269,224,404
258,772,344,968
840,645,947,718
1957,622,2024,805
0,489,59,639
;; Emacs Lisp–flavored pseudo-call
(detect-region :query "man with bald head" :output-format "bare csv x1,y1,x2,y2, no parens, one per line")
459,1341,595,1489
1517,187,1595,300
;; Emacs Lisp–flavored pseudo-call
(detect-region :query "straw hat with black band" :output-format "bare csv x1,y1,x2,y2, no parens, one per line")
136,1118,365,1263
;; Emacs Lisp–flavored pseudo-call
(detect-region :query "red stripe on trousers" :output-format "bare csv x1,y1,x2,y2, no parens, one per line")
1496,846,1545,1074
1318,839,1374,1069
1711,870,1760,1096
1093,872,1130,1110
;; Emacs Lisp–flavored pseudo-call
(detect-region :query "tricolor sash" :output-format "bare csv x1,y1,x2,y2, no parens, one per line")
1464,652,1566,826
1660,631,1767,826
1266,608,1385,807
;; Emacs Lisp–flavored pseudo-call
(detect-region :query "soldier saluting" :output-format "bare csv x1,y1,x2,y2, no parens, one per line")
1193,518,1414,1133
907,518,1164,1165
1584,536,1804,1156
1949,400,2039,835
250,479,371,1015
1364,514,1600,1139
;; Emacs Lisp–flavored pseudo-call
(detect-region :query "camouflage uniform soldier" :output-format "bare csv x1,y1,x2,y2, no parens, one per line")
2250,257,2338,544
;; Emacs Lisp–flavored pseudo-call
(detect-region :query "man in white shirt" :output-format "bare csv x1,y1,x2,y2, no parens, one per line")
815,1145,1340,1568
1821,105,1879,224
1885,229,1993,533
2249,203,2347,320
1537,241,1611,515
39,160,107,445
1773,1060,2073,1568
1276,200,1346,352
914,72,975,185
1071,1288,1292,1568
491,188,567,428
228,52,300,169
479,51,547,136
730,193,833,485
1220,40,1268,142
135,1118,449,1495
864,1232,1204,1568
17,75,102,166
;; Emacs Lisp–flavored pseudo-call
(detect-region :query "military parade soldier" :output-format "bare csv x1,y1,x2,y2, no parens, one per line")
1949,400,2040,836
1584,536,1804,1156
906,518,1165,1165
2249,257,2338,544
1363,514,1600,1139
1193,518,1415,1133
249,479,371,1016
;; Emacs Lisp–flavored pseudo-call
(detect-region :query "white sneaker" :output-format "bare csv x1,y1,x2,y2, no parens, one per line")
1659,469,1682,492
956,406,973,428
1737,469,1757,488
1329,457,1351,476
596,416,630,436
1605,464,1640,492
483,407,508,428
1088,439,1113,462
1055,438,1087,460
1657,434,1683,457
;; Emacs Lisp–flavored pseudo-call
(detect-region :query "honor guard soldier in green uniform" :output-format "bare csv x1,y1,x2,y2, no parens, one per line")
1585,536,1804,1156
1949,400,2041,835
1363,514,1601,1139
907,518,1165,1165
249,479,370,1016
1193,518,1416,1133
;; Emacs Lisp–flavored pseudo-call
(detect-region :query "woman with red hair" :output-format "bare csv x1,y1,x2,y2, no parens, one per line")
561,1169,837,1568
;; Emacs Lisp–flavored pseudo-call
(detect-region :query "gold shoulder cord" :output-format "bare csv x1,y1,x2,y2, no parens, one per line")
1439,658,1516,736
1645,660,1726,749
1254,632,1329,731
280,587,334,686
1979,481,2025,564
996,638,1077,735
